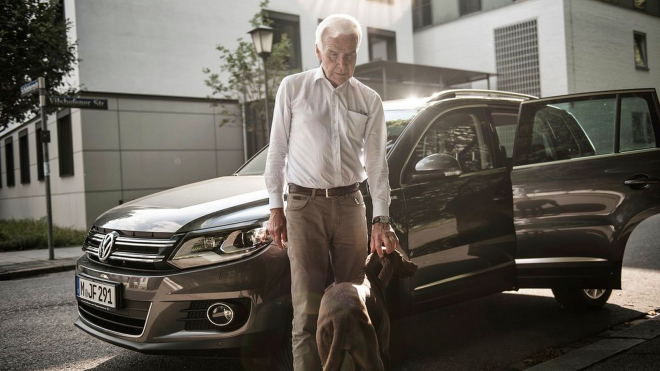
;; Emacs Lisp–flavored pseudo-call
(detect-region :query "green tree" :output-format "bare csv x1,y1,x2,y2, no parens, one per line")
0,0,77,132
203,0,298,154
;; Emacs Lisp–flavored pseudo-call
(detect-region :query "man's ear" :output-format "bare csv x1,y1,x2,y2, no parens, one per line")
315,44,322,61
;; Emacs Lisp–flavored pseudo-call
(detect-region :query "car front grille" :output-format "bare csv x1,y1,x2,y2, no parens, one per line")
78,299,151,336
83,228,181,270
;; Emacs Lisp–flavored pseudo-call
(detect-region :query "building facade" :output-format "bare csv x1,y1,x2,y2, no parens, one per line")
413,0,660,97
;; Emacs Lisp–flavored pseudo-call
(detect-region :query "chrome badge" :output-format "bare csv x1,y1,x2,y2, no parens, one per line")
98,231,120,262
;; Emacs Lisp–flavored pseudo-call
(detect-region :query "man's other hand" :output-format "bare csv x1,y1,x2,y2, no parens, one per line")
268,208,288,249
370,222,399,258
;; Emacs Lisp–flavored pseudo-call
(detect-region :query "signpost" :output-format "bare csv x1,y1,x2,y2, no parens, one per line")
19,79,108,260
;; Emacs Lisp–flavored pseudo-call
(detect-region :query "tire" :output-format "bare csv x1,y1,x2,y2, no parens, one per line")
551,287,612,311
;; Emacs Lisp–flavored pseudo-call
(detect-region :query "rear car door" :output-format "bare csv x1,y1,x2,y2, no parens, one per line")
511,89,660,289
393,103,517,309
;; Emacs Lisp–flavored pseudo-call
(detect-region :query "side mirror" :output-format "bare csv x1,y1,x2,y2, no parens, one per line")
410,154,461,182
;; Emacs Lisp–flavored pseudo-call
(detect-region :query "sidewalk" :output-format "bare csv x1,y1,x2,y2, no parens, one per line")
0,247,658,370
0,246,82,280
524,313,660,371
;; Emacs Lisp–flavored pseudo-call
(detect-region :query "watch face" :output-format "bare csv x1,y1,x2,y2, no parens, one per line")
374,216,391,224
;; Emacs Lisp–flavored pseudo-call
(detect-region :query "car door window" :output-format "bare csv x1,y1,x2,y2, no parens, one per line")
491,110,518,164
514,92,659,166
408,108,493,175
620,96,656,152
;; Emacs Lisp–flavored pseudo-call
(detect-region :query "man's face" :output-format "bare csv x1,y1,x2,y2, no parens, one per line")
315,33,358,88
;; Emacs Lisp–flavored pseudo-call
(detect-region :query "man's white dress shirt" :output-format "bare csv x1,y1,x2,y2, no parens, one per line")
265,67,390,217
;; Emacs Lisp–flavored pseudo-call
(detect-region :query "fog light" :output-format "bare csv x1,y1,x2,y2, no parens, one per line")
207,303,235,326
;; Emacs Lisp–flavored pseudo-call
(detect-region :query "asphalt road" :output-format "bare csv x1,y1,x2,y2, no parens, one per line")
1,214,658,371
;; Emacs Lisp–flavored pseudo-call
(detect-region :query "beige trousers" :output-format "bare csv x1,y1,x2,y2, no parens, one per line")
286,189,368,371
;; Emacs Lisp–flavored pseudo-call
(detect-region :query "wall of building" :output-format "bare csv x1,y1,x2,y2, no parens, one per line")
414,0,570,97
0,96,241,230
68,0,414,99
0,110,87,229
565,0,660,93
430,0,518,26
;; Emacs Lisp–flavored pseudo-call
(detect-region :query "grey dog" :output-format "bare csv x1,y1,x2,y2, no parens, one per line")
316,250,418,371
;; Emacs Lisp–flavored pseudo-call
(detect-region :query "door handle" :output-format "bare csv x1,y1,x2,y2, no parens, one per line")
492,192,510,202
624,175,659,190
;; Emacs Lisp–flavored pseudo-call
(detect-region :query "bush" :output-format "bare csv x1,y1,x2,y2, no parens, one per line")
0,218,87,252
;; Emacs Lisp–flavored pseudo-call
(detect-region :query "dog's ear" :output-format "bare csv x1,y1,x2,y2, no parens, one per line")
389,250,418,278
378,255,394,288
365,252,383,278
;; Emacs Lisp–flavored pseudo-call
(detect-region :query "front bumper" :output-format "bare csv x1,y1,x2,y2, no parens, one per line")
74,245,291,357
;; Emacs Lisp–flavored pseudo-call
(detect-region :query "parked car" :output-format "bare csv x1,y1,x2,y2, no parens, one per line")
74,88,660,370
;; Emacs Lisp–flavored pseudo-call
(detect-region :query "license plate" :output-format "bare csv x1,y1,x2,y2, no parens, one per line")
76,276,118,309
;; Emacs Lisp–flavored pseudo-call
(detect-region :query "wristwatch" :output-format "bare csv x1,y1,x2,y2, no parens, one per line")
372,216,392,224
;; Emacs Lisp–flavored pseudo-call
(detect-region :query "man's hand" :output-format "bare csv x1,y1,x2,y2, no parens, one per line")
268,208,288,249
370,222,399,258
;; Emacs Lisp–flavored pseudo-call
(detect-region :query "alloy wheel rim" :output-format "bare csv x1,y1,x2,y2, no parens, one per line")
583,288,606,299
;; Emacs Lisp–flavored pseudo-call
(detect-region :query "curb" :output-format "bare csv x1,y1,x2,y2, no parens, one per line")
0,260,77,281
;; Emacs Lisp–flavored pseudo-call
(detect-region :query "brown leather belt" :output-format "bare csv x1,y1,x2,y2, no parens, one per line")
288,183,360,197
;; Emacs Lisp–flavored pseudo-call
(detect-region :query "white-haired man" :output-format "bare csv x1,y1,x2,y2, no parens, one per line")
265,14,399,370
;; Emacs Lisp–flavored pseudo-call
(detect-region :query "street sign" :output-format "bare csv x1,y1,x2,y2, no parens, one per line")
20,80,39,97
48,96,108,110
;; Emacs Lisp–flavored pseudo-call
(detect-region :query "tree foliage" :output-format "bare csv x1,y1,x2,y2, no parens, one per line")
203,0,298,135
0,0,77,132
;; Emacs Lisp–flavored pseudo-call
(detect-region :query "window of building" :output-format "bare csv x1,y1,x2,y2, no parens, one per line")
634,32,648,70
5,137,15,187
494,19,541,97
459,0,482,16
368,28,397,62
19,129,30,184
265,10,302,69
35,124,44,181
412,0,432,29
58,114,74,176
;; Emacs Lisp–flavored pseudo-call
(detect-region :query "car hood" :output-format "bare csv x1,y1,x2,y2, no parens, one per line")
94,176,270,233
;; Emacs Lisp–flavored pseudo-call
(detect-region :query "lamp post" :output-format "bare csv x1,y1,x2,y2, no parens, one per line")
248,25,274,139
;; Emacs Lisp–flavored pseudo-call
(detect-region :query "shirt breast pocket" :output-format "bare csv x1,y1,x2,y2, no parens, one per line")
346,110,368,139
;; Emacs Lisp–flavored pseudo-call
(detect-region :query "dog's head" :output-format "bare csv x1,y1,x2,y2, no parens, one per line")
365,250,418,288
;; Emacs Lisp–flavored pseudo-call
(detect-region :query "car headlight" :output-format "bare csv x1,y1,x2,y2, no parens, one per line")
168,222,270,269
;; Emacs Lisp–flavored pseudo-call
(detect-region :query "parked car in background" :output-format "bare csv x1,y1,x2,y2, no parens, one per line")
75,89,660,370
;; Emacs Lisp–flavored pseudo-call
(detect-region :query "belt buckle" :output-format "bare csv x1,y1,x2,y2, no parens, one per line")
325,189,330,198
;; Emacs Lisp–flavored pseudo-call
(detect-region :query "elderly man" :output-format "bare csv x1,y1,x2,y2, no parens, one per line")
265,14,399,370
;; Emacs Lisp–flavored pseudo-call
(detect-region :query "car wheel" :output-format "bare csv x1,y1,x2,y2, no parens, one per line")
551,287,612,311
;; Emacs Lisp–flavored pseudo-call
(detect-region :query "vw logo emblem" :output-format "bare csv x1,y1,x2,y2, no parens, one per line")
98,231,119,262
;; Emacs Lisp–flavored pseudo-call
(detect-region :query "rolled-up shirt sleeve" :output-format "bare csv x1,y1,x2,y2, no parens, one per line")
364,94,390,218
265,77,292,209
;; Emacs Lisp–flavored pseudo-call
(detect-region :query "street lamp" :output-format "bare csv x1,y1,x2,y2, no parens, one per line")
248,25,274,138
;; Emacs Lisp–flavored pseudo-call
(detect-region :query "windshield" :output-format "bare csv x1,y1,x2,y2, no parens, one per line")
235,108,419,176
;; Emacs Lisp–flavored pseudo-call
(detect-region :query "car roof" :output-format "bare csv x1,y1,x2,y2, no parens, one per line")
383,89,537,110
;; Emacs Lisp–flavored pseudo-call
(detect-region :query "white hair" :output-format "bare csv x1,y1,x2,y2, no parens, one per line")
315,14,362,50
